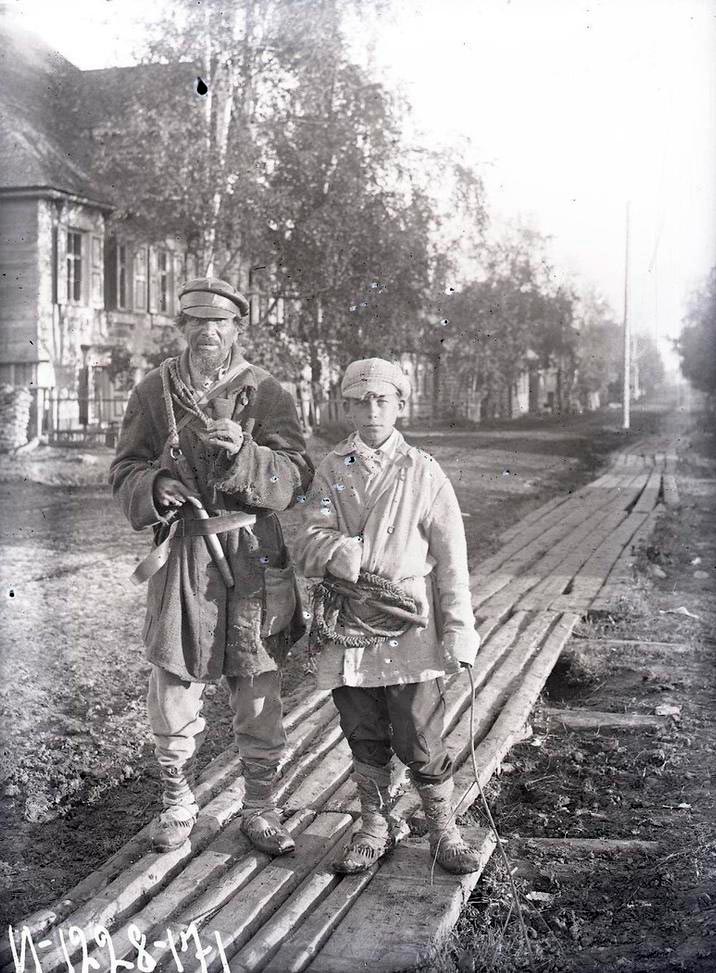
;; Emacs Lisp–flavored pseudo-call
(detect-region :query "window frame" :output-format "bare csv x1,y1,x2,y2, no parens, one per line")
133,247,148,311
66,229,83,304
156,249,171,314
90,234,104,305
117,243,129,309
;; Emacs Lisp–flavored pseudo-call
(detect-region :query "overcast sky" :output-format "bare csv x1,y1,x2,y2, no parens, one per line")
10,0,716,367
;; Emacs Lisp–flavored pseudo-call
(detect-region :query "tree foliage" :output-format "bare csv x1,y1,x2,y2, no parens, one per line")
635,334,665,395
439,226,579,413
678,267,716,398
573,289,622,406
82,0,635,413
85,0,476,379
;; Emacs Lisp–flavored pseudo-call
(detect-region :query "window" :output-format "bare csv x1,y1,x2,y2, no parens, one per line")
117,244,128,308
91,235,104,304
133,248,148,310
157,250,170,313
66,230,83,303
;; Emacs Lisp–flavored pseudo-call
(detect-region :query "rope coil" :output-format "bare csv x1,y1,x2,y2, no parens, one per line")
310,570,419,649
160,356,253,452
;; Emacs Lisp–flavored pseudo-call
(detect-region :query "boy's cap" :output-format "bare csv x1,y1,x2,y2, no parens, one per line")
341,358,411,400
178,277,250,319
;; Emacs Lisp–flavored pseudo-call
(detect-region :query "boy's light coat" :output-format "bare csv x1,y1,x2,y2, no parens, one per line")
294,430,480,689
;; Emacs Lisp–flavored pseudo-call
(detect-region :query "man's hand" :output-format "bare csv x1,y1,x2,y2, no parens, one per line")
154,475,196,509
203,418,245,456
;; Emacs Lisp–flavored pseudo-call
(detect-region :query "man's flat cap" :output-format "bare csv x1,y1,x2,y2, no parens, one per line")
341,358,411,400
178,277,250,319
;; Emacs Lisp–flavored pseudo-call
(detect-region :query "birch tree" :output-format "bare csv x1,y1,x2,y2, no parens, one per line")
87,0,442,377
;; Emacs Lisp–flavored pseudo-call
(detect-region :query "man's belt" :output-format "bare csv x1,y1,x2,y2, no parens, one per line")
131,509,257,586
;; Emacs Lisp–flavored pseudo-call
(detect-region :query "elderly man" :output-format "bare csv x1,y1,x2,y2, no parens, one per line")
109,276,314,854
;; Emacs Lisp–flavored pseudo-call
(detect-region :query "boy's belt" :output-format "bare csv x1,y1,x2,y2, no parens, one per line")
131,510,257,585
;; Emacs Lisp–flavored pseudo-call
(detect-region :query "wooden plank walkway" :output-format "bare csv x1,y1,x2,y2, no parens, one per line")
2,438,680,973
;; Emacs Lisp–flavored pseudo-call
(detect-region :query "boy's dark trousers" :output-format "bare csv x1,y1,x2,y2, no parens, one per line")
332,679,453,784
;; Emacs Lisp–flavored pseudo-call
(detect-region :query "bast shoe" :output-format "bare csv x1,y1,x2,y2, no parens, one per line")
333,830,393,874
151,805,197,853
429,832,485,875
333,762,396,875
241,808,295,856
416,777,484,875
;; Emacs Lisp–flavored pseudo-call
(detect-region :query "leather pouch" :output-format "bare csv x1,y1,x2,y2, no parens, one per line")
262,564,298,637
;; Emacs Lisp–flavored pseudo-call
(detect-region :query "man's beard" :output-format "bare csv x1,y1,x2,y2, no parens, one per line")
191,346,231,376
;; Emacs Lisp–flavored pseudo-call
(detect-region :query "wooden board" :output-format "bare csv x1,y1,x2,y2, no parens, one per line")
497,493,568,544
35,776,251,973
140,809,318,972
551,509,649,611
542,707,668,730
518,507,629,611
306,827,495,973
633,466,663,514
178,812,354,973
471,478,622,591
451,612,579,798
284,739,354,814
0,688,331,960
662,473,680,508
229,864,342,972
104,814,255,967
479,502,623,618
589,505,663,612
263,870,379,973
569,637,694,653
447,612,555,768
514,837,659,855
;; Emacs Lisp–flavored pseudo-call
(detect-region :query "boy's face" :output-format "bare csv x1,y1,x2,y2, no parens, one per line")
343,391,406,448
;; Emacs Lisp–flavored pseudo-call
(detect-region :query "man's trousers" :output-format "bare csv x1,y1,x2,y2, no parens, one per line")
147,665,287,809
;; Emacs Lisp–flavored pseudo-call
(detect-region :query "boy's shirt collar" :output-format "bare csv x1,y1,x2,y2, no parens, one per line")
334,428,407,459
356,428,400,459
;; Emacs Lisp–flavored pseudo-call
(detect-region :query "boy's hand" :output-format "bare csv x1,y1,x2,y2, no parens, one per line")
327,537,362,583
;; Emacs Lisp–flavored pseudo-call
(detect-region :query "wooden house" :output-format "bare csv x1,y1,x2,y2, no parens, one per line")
0,20,191,437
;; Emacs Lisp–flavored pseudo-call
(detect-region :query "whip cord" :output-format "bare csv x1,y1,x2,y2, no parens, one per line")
465,665,536,971
427,667,536,971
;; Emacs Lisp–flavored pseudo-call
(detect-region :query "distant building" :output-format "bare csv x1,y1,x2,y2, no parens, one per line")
0,18,193,442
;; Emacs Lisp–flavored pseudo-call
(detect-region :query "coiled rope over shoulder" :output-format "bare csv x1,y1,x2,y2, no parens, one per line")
310,570,420,649
159,355,254,452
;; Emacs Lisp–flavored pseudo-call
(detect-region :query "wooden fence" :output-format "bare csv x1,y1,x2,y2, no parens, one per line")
37,389,130,446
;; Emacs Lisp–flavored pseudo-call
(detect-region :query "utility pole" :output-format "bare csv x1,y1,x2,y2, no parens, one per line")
622,201,631,431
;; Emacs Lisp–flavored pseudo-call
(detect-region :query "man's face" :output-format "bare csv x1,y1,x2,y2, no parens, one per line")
343,391,405,448
182,315,239,369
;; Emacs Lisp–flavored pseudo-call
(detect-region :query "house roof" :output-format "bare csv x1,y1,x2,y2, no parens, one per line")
0,20,107,201
0,19,195,207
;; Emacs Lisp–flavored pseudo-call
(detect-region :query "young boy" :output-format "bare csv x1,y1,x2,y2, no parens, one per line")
294,358,482,874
